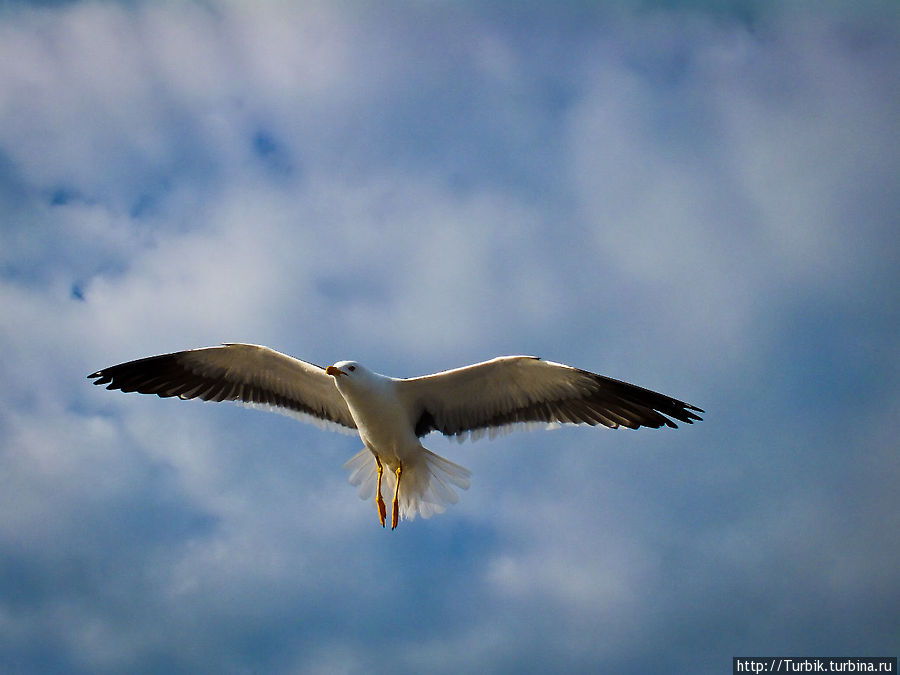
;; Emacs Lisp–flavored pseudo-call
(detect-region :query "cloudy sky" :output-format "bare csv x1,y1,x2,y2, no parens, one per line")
1,1,898,672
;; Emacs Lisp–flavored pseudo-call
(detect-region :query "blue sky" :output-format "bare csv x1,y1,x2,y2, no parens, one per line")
1,1,898,672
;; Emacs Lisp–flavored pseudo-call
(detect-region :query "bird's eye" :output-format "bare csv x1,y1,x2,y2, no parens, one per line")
348,365,356,372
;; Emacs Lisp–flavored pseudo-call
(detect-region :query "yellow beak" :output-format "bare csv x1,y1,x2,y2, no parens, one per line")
325,365,346,377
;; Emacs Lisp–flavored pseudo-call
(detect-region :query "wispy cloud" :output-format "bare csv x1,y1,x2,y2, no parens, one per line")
1,1,897,672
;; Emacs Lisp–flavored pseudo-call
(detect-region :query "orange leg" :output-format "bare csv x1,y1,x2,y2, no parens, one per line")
375,456,386,527
391,463,402,530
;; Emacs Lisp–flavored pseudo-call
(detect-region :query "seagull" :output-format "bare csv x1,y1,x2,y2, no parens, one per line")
88,343,703,529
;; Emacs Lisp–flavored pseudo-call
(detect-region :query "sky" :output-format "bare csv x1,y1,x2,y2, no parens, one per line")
0,1,898,673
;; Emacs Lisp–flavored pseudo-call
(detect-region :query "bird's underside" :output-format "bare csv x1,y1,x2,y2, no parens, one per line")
88,343,704,529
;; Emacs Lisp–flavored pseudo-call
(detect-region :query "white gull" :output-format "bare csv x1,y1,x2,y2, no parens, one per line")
89,343,703,529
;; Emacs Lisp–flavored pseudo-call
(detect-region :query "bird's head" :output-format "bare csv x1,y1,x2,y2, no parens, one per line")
326,361,388,396
326,361,367,387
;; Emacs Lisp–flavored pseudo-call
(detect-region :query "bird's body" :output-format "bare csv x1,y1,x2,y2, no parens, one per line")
325,360,475,526
88,344,703,528
330,362,417,468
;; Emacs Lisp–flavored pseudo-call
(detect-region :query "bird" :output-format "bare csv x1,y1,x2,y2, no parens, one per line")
88,343,703,529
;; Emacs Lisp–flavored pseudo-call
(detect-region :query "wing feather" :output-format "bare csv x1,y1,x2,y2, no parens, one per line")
88,343,356,431
398,356,703,439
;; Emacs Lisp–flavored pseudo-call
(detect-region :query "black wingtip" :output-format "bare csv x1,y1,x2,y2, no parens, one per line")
87,371,113,386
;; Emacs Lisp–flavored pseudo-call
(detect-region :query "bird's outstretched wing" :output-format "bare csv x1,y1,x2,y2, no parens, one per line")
398,356,703,440
88,343,356,432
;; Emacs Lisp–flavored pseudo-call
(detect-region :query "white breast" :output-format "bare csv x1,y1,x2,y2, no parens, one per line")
337,374,420,463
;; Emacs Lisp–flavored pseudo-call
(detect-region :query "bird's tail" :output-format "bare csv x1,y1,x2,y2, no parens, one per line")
343,447,471,521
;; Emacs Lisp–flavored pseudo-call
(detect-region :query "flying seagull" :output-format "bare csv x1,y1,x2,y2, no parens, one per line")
88,343,703,529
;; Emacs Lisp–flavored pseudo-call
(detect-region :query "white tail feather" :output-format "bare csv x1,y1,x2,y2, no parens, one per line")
343,447,471,521
344,448,378,500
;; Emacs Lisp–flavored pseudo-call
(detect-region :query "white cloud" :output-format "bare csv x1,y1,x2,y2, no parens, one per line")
0,1,897,672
